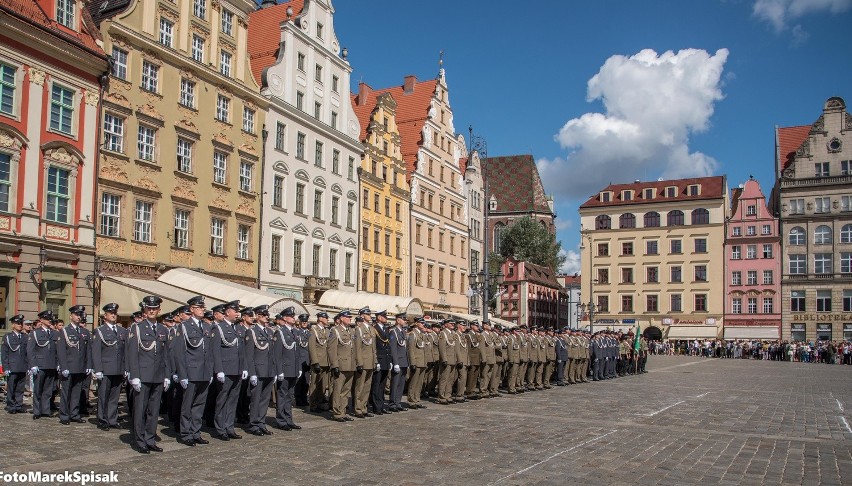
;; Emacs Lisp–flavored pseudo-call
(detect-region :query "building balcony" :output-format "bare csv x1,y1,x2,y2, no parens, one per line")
780,174,852,188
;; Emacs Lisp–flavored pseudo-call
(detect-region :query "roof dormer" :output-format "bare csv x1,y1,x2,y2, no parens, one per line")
621,189,633,201
665,186,678,198
688,184,701,196
600,191,612,203
55,0,77,31
643,188,655,200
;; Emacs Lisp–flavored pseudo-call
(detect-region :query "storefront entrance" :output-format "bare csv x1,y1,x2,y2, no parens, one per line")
643,326,662,341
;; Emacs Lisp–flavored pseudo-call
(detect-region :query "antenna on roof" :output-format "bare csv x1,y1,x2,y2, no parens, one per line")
439,50,444,68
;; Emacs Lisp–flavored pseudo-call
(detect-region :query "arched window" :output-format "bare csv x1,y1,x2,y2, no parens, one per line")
644,212,660,227
691,208,710,225
841,224,852,244
619,213,636,229
814,225,832,245
667,210,684,226
788,226,805,245
493,223,504,252
595,215,611,230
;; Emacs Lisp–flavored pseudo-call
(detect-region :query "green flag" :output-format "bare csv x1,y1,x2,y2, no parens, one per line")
634,325,641,352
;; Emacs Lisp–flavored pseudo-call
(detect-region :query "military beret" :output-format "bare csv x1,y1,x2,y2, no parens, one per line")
280,306,296,317
358,306,371,315
211,304,226,314
68,305,86,316
141,295,163,308
335,310,352,320
224,300,241,311
253,305,270,316
102,303,119,314
203,311,214,321
316,311,329,319
131,310,143,319
10,314,24,324
298,313,310,322
37,310,54,321
187,295,206,307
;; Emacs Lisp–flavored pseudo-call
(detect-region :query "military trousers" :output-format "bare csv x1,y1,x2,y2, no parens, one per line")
566,359,578,383
507,363,519,392
132,382,163,449
309,367,329,409
478,363,493,395
390,366,407,406
5,372,26,412
353,368,372,414
453,365,467,398
370,368,389,412
543,361,555,387
180,380,210,441
59,373,86,421
32,369,56,417
488,362,501,394
526,362,537,388
465,364,481,397
97,374,123,427
555,360,566,384
330,370,354,419
294,363,310,405
249,377,274,432
426,363,438,395
214,375,241,436
437,363,455,402
516,362,527,389
274,375,297,427
406,365,424,404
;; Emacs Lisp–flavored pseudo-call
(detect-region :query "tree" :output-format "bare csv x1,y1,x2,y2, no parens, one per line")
496,216,566,272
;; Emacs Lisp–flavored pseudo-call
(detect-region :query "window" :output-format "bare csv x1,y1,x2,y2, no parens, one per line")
56,0,75,28
688,185,700,196
814,253,832,274
296,132,305,159
176,138,192,173
384,198,391,217
415,262,422,286
209,218,225,254
330,112,337,129
747,297,758,314
843,196,852,212
221,9,233,35
362,226,369,249
295,183,305,214
815,196,830,214
747,270,757,285
315,21,324,39
297,53,305,71
331,150,340,174
731,271,742,285
671,294,682,312
345,253,353,284
814,225,832,244
763,297,774,314
843,224,852,243
622,242,633,255
645,240,659,255
814,161,829,177
242,107,255,133
312,245,320,275
597,268,609,284
695,294,707,312
621,190,633,201
789,254,806,274
746,245,757,259
789,227,805,245
746,225,756,236
180,78,195,108
694,238,707,253
159,18,173,47
438,231,444,251
646,266,658,283
348,157,355,180
239,161,252,192
843,160,852,176
667,210,684,226
732,298,742,314
220,51,232,77
763,270,774,285
763,244,773,259
296,91,304,111
314,141,323,167
110,48,127,80
133,200,152,242
385,233,392,256
731,246,741,260
621,267,633,284
271,175,284,207
50,85,74,133
844,290,852,312
842,253,852,274
695,265,707,282
595,215,611,229
621,295,633,312
331,196,339,225
817,290,832,312
597,243,609,256
362,189,369,210
691,208,709,225
141,61,158,92
644,212,660,227
216,94,230,122
174,209,189,249
275,123,286,151
791,290,806,312
315,64,322,82
427,264,434,288
643,188,655,199
732,226,741,236
600,192,610,202
292,240,302,275
137,125,156,161
619,213,635,229
100,193,120,236
646,295,658,312
791,323,806,341
103,114,124,152
346,202,354,230
395,203,402,221
745,205,756,216
329,249,337,280
314,102,321,120
374,194,380,213
789,198,804,214
670,239,682,254
671,266,682,283
270,235,281,272
816,323,832,340
313,190,323,220
332,75,339,92
193,0,206,19
762,224,772,235
213,151,227,184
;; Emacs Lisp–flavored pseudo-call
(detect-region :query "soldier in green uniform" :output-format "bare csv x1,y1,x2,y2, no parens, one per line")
327,310,355,422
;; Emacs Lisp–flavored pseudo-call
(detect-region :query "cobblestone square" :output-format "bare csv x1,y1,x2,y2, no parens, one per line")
1,356,851,485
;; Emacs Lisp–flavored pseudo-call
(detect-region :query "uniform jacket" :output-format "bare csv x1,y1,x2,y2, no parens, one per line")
466,332,482,366
438,329,458,365
388,326,409,368
307,325,330,368
373,322,393,369
326,325,355,372
480,331,496,366
91,323,127,376
126,320,170,383
273,324,299,378
555,336,569,362
172,318,214,381
455,330,469,366
244,324,275,378
1,331,28,373
353,323,377,370
406,329,427,367
295,327,310,369
211,319,245,376
56,324,91,374
427,332,440,363
506,335,521,364
545,337,557,361
518,334,530,363
28,327,57,369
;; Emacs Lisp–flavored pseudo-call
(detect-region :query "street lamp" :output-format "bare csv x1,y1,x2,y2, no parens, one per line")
468,268,505,322
579,231,597,333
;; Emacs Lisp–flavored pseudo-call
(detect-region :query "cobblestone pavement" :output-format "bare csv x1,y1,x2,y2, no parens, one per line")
1,356,851,485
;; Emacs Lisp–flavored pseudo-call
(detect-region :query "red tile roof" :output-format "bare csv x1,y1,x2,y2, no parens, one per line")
2,0,105,56
458,156,468,175
484,155,553,214
351,84,382,142
730,187,743,217
777,125,810,171
247,1,305,86
579,175,726,209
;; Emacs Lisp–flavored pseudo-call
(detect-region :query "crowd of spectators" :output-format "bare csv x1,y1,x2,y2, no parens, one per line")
646,339,852,364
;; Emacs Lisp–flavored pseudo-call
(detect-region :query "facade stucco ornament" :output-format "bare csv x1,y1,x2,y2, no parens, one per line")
237,199,256,217
782,165,795,179
422,126,432,149
810,115,825,134
795,140,810,158
137,103,164,121
158,5,179,22
105,92,131,108
410,178,419,203
44,147,78,167
172,184,197,201
846,113,852,130
136,177,159,192
210,0,221,11
0,131,18,149
827,137,842,153
84,91,99,106
28,67,46,86
99,163,130,183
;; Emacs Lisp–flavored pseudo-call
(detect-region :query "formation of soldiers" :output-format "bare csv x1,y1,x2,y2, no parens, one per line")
1,296,649,453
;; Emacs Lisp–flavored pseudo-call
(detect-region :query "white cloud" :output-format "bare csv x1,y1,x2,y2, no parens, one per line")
539,48,727,200
753,0,852,33
559,249,581,276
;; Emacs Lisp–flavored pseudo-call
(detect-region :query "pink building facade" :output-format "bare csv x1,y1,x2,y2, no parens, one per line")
498,257,562,329
723,178,782,340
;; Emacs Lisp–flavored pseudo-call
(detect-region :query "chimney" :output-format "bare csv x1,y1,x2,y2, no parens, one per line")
260,0,277,9
357,82,371,106
403,75,416,94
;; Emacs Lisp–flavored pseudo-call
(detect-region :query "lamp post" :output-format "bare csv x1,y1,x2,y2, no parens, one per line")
580,231,597,333
468,268,504,323
466,126,493,321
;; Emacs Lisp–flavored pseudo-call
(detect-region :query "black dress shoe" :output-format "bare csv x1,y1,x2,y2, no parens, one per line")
228,432,242,439
135,447,150,454
353,413,365,419
195,438,210,445
60,420,70,425
178,438,196,447
73,418,86,423
154,434,162,441
343,416,354,421
247,429,264,436
32,415,40,420
332,417,347,422
215,434,230,441
364,413,374,417
110,424,121,429
273,424,292,431
98,423,110,431
289,424,302,429
148,445,164,452
261,428,273,435
7,410,16,414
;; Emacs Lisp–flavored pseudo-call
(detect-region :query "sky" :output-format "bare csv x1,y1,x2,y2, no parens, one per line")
330,0,852,275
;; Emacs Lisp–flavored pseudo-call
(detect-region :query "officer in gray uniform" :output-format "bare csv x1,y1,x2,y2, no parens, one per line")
126,296,171,454
555,328,569,386
172,296,213,446
28,310,58,419
211,301,246,441
91,303,127,430
388,312,410,411
56,305,91,425
272,306,302,431
2,315,28,413
244,305,274,436
293,313,311,406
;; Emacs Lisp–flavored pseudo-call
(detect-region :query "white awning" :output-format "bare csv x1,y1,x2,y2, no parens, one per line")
100,276,225,316
666,325,720,340
156,268,307,316
317,290,423,316
723,326,780,340
434,310,518,329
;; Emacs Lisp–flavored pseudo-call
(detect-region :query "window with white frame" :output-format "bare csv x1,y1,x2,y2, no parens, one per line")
841,252,852,274
193,0,206,19
176,137,193,173
843,196,852,212
789,198,804,214
843,160,851,176
191,35,204,62
49,85,74,134
239,161,252,192
237,224,249,259
0,63,16,115
332,150,340,174
56,0,75,28
141,61,158,92
100,193,120,236
46,168,71,223
746,205,756,216
814,253,832,274
747,297,758,314
842,224,852,243
137,125,156,161
330,111,337,129
103,113,124,152
297,53,305,71
762,224,771,235
275,122,285,151
296,91,304,111
133,200,152,242
179,78,195,108
789,254,806,274
220,50,231,77
763,270,773,285
314,102,321,120
174,208,190,249
210,218,225,255
216,94,229,122
159,18,173,47
296,132,305,159
731,226,741,236
315,64,322,82
731,271,741,285
221,9,233,36
270,235,280,272
814,225,832,244
314,141,323,167
312,244,321,276
746,225,756,236
313,189,322,220
316,22,323,39
331,196,339,225
272,175,283,207
332,75,339,92
814,162,829,178
763,244,773,259
213,151,227,184
747,270,757,285
242,106,255,133
789,226,805,245
817,289,832,312
731,245,741,260
295,183,304,214
293,240,302,275
111,48,127,80
0,153,11,212
815,196,830,213
731,298,741,314
746,245,757,259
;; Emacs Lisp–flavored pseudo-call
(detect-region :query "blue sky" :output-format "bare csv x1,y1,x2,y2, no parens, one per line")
331,0,852,274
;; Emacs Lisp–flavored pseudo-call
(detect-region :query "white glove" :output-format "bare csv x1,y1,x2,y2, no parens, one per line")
130,378,141,393
209,377,213,384
272,375,278,384
61,369,70,378
217,372,225,383
180,379,188,389
124,371,130,379
3,370,9,376
277,373,284,381
298,370,303,379
86,369,93,375
164,378,171,391
241,370,248,380
250,375,258,386
94,372,104,380
30,366,39,374
172,374,179,382
393,364,400,374
376,363,380,371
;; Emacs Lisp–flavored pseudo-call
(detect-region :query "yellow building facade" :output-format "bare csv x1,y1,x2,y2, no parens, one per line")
92,0,266,300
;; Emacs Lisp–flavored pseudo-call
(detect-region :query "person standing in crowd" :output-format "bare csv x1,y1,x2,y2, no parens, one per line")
2,315,28,414
210,301,246,441
308,311,331,413
294,313,311,406
90,303,127,430
370,309,393,414
244,305,275,437
388,312,410,411
327,310,355,422
172,296,213,446
28,310,58,420
406,316,427,409
272,307,302,431
352,310,376,418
